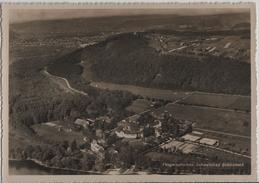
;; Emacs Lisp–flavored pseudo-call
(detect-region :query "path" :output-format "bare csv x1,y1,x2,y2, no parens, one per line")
43,70,88,96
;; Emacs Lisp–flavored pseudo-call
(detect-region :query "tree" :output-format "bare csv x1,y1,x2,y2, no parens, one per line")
70,140,78,152
143,127,155,138
118,142,134,169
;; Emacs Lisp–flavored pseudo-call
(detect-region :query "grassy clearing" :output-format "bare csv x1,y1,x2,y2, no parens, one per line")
178,92,250,111
32,123,85,144
126,99,152,113
153,103,250,136
90,82,191,101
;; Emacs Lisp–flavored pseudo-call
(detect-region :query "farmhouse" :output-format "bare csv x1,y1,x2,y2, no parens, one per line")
199,138,219,146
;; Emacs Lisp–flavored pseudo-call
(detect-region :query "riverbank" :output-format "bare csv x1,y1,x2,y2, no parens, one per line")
9,158,104,175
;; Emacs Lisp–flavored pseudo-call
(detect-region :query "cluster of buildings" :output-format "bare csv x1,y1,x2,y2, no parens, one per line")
160,131,220,155
114,111,192,140
74,116,112,129
115,117,144,139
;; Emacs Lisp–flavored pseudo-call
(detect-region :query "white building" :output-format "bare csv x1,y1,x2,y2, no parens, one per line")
199,138,219,146
115,130,143,139
181,134,201,142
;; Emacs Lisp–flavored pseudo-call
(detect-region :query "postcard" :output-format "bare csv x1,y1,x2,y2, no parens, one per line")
1,2,257,182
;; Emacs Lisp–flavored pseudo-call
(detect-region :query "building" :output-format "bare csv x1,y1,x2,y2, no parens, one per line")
153,120,162,128
91,139,105,158
178,120,193,136
192,131,203,135
96,116,112,124
181,134,201,142
115,120,144,139
74,118,90,129
115,130,139,139
199,138,219,146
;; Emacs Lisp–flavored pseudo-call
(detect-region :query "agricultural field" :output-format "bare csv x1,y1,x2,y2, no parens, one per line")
153,103,250,136
192,145,250,164
126,99,152,113
178,92,251,112
90,82,192,102
199,131,251,155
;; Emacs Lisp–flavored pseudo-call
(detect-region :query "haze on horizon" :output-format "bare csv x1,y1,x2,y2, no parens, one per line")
10,8,249,23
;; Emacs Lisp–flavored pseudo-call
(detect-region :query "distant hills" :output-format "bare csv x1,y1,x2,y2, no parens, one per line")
10,12,250,95
10,12,250,39
48,32,250,95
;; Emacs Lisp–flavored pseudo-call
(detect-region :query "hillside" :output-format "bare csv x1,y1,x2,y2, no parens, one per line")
10,12,249,39
48,32,250,95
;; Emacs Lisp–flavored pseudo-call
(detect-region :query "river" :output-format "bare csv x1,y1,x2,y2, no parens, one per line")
9,160,96,175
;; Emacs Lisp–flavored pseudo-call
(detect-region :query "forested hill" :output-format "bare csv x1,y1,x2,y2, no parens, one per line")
48,32,250,95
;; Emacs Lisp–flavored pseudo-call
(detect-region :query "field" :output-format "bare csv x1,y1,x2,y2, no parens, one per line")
9,126,42,150
126,99,152,113
199,131,251,155
192,145,250,164
178,92,250,112
90,82,192,101
32,122,85,144
153,103,250,136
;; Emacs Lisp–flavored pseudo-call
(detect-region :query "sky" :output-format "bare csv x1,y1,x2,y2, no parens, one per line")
9,8,249,23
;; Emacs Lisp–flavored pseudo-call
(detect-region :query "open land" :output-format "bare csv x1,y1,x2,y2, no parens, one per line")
153,103,250,136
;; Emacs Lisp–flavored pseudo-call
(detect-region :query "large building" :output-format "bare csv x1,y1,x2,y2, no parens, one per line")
115,121,143,139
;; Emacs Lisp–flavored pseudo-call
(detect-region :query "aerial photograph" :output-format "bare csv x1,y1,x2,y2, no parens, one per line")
9,8,251,175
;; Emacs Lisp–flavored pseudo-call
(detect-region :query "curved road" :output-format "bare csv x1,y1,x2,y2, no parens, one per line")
43,70,88,96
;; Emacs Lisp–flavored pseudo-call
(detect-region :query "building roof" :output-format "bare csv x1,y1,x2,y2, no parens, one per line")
74,118,89,126
182,134,201,142
192,131,204,135
199,138,219,146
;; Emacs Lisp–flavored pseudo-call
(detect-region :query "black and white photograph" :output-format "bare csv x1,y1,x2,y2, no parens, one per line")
1,3,257,182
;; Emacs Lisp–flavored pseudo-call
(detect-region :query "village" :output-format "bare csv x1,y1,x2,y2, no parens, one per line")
31,101,225,174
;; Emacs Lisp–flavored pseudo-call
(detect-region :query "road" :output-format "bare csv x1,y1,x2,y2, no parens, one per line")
170,93,194,104
172,103,250,114
186,140,251,159
43,70,88,96
194,91,250,98
193,127,251,139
